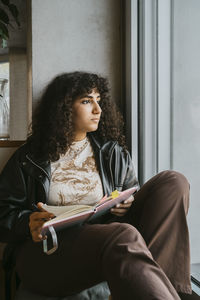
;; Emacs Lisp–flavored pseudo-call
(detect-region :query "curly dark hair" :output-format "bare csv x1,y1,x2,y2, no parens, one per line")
28,71,126,161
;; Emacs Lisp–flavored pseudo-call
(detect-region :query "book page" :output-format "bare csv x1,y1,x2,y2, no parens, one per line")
43,205,94,227
41,203,93,217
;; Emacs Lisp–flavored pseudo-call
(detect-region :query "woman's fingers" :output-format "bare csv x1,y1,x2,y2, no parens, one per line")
117,202,132,208
110,195,134,217
110,208,127,216
30,224,47,242
30,219,46,232
123,195,134,204
115,195,134,209
30,211,54,221
29,211,54,243
37,202,48,212
31,227,46,242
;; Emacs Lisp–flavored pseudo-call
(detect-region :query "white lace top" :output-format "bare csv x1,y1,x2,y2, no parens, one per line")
48,137,104,206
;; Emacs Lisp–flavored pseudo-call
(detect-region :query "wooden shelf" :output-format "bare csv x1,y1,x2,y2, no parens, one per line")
0,141,25,147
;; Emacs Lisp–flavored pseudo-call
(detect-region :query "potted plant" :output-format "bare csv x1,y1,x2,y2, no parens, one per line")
0,0,20,48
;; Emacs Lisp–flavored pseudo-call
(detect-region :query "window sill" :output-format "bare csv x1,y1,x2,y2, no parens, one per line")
0,140,25,147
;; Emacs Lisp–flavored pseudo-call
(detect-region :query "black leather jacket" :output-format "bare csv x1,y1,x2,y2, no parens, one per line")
0,134,138,244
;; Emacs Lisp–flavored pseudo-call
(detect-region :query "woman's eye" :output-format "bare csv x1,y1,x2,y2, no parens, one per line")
81,99,90,104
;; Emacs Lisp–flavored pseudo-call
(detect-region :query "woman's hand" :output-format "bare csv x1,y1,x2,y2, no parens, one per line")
110,195,134,217
29,202,55,242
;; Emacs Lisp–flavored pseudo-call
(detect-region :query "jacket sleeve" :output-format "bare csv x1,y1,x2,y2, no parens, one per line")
0,151,32,243
122,151,140,191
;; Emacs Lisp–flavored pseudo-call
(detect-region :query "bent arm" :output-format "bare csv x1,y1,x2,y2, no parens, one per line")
0,152,32,243
122,151,139,191
109,148,139,217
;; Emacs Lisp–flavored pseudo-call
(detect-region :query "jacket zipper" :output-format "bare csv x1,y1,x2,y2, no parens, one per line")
26,154,50,180
109,147,115,190
26,155,50,203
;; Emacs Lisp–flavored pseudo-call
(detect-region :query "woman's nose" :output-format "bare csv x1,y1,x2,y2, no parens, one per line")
93,102,102,114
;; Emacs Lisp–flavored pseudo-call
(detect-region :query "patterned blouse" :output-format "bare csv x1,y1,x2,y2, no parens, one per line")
48,137,104,206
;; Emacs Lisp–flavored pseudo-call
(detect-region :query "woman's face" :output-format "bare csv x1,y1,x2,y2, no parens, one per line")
72,89,102,141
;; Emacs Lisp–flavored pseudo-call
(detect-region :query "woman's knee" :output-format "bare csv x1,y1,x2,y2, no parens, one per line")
159,170,189,194
102,222,149,256
160,170,189,187
158,170,190,212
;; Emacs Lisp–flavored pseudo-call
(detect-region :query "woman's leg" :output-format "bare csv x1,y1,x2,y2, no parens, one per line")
125,170,192,294
16,222,180,300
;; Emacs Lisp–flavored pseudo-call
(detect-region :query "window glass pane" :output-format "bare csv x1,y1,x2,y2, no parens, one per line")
172,0,200,265
0,62,9,139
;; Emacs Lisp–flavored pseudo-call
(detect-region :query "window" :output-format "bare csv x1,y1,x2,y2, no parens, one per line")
126,0,200,294
0,0,29,143
0,62,9,139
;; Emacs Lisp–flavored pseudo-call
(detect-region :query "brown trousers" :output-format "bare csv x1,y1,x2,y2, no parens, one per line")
16,170,191,299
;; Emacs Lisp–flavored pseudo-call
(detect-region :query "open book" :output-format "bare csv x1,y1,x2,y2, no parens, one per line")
41,186,138,255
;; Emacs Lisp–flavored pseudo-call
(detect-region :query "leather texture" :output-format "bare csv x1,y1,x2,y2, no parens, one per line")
0,133,138,244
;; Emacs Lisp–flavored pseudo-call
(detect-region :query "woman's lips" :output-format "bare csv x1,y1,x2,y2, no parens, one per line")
91,118,100,123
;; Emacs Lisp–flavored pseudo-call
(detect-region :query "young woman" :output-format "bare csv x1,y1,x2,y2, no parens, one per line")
0,72,191,299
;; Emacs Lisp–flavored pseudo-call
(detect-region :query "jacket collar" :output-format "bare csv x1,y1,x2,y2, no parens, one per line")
25,133,117,174
89,133,117,156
